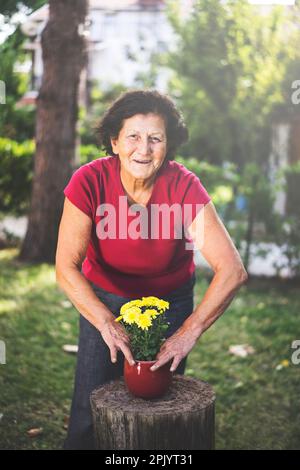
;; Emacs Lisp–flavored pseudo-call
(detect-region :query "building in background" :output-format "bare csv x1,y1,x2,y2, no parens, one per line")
20,0,180,103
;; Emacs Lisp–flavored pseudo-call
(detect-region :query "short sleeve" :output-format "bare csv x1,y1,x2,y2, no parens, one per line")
63,166,94,219
182,173,211,229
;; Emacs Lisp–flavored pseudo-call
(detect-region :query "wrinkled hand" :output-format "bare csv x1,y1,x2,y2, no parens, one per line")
150,314,203,372
100,317,135,366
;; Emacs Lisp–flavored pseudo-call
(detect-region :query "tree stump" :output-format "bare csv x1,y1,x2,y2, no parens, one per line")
90,376,215,450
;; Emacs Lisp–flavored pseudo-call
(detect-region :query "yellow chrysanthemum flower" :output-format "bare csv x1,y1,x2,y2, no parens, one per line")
144,308,161,319
122,306,142,325
156,300,169,311
120,299,143,315
140,296,161,307
140,296,169,311
136,312,152,330
117,296,169,329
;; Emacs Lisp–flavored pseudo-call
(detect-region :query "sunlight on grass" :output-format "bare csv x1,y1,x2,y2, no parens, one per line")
0,299,19,314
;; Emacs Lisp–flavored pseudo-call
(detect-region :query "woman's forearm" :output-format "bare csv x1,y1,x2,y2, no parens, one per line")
56,265,115,332
187,267,248,338
150,267,248,372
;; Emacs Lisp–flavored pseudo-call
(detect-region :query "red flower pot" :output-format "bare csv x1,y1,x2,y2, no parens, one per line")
124,359,173,399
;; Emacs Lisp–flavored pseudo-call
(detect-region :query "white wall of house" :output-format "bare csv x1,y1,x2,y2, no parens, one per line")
269,122,290,215
22,1,178,93
87,8,175,89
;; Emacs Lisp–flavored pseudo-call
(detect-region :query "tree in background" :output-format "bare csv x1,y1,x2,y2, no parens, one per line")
0,0,47,141
0,0,45,16
163,0,300,270
165,0,295,169
0,27,36,141
79,82,127,148
19,0,88,262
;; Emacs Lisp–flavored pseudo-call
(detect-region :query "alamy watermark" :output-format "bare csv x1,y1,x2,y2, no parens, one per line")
0,340,6,364
291,340,300,365
0,80,6,104
95,197,206,250
291,80,300,105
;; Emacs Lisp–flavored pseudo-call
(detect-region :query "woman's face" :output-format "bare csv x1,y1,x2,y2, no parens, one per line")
110,113,167,181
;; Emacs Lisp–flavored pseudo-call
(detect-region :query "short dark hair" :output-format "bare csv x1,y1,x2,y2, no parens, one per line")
97,89,188,160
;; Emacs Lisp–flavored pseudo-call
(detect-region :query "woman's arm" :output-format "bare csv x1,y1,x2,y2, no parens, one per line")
56,198,135,365
151,201,248,372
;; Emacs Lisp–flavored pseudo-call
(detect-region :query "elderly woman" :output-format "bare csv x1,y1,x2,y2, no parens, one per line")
56,89,248,449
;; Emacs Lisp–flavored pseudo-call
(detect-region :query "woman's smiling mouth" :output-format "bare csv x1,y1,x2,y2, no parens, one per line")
133,159,151,164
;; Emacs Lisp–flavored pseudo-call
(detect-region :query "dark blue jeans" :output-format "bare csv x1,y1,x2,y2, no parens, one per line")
64,273,196,450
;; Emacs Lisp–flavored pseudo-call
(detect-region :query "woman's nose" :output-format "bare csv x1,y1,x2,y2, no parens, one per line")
137,138,151,155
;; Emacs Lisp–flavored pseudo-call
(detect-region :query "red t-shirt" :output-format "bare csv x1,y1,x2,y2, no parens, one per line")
63,156,211,297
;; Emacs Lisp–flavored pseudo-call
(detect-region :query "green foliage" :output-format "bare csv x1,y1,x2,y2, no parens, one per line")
269,164,300,277
0,1,46,17
123,315,169,362
243,163,300,277
0,137,34,215
234,163,276,226
0,2,47,140
79,82,127,146
0,138,103,214
165,0,296,167
0,27,35,141
285,163,300,220
222,162,280,266
177,157,298,273
220,161,300,274
272,215,300,278
79,143,103,164
0,0,47,142
176,156,238,211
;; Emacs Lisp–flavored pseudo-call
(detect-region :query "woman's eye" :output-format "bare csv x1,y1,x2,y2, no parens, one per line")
127,135,162,143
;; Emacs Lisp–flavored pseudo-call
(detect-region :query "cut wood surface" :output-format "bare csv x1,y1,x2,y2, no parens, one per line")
90,375,215,450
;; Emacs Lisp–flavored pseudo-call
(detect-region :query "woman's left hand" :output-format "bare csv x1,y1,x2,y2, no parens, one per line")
150,313,203,372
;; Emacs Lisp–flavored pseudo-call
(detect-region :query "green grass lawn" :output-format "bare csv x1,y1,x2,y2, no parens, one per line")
0,248,299,450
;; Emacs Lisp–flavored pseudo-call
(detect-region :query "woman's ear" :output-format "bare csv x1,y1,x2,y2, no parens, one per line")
110,137,119,154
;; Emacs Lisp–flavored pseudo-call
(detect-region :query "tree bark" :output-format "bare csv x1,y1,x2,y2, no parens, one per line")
90,376,215,450
19,0,87,263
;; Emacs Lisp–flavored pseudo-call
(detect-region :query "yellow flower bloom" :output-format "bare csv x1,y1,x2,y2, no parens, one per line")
136,312,152,330
144,308,161,319
123,306,142,325
120,299,143,315
281,359,289,367
140,296,170,311
140,296,159,307
156,300,169,311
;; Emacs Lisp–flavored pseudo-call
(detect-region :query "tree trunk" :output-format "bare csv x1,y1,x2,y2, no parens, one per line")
90,376,215,450
19,0,87,263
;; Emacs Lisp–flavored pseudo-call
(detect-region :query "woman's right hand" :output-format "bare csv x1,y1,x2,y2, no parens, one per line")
99,318,135,366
